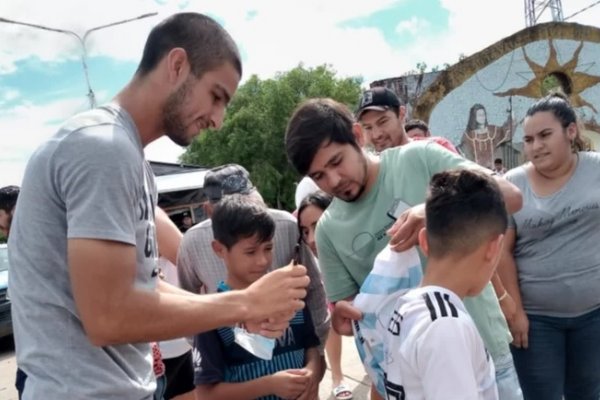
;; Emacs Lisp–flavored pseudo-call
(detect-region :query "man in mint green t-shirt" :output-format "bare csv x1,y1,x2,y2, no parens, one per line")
285,98,524,400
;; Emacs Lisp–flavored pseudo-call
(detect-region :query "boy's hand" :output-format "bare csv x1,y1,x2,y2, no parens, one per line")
244,264,309,321
387,204,425,252
295,368,318,400
297,351,324,400
332,301,362,336
269,369,310,399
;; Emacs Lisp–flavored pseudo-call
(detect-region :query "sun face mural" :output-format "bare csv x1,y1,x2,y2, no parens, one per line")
411,22,600,168
495,39,600,113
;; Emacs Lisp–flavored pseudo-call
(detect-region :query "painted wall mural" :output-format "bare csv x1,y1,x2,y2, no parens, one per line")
410,23,600,169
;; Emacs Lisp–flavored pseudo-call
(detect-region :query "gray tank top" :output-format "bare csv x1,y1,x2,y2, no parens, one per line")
506,152,600,317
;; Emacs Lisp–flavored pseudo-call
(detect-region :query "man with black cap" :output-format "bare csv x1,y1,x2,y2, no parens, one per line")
356,87,410,153
177,164,329,399
357,87,457,154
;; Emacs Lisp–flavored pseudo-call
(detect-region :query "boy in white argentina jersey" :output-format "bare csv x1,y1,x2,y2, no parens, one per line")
383,169,507,400
352,244,422,398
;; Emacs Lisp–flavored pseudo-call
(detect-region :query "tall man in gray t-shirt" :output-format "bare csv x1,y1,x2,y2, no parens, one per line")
8,13,309,400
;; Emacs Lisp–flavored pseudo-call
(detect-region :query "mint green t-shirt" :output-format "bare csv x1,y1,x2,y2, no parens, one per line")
316,140,512,359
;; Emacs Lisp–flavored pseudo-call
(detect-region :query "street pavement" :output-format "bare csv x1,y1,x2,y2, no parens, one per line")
0,334,371,400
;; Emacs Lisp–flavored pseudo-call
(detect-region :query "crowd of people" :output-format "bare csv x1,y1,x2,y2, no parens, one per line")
3,11,599,400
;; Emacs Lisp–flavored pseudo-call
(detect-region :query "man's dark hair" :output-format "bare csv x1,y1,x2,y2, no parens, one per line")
494,158,503,165
286,98,359,176
404,119,429,133
136,12,242,79
0,185,19,212
211,194,274,249
425,170,507,258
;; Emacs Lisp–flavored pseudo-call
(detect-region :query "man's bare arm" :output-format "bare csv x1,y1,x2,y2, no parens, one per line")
155,207,182,265
69,238,309,346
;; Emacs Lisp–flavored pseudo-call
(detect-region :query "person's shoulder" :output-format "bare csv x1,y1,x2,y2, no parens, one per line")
382,141,442,165
57,107,140,157
268,208,296,223
579,150,600,165
504,163,528,183
184,219,213,238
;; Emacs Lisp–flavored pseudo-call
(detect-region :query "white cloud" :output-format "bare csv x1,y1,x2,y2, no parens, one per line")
2,0,600,186
396,16,431,36
0,96,89,187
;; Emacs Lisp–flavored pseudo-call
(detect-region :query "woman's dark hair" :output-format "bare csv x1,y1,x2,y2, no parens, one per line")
526,93,586,152
296,190,333,239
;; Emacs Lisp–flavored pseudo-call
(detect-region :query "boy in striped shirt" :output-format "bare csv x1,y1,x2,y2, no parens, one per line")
192,195,321,400
382,169,504,400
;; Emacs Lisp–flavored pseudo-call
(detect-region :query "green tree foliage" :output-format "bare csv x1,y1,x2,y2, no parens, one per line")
181,64,362,210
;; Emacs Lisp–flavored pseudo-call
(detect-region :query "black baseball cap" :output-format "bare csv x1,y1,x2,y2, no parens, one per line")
356,87,401,119
203,164,256,203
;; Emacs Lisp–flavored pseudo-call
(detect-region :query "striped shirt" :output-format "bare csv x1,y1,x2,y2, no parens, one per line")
383,286,498,400
192,283,320,400
352,245,423,396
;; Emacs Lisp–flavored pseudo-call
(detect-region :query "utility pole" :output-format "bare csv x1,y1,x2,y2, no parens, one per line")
524,0,564,27
0,12,157,108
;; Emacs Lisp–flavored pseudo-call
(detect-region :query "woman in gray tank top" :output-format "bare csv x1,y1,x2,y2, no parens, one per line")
498,93,600,400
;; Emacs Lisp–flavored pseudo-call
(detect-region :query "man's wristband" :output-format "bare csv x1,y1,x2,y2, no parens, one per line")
498,290,509,302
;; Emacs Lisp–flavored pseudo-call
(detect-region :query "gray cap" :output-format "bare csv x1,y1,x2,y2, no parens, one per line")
203,164,255,203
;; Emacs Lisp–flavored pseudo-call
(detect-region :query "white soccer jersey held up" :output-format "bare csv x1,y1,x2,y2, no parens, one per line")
383,286,498,400
352,245,423,396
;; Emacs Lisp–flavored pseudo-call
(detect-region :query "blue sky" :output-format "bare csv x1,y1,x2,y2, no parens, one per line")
1,0,599,186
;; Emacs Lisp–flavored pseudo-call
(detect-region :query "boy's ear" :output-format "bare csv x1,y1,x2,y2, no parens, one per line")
211,239,226,259
485,233,505,263
417,227,429,256
352,122,365,147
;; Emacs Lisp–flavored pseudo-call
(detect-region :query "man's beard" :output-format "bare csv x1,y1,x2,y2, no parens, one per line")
337,154,368,203
162,78,193,147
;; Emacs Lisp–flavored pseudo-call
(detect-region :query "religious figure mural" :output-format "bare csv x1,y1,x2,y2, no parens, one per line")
458,103,514,169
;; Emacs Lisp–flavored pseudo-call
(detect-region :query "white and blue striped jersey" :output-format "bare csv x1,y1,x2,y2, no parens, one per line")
383,286,498,400
352,245,423,396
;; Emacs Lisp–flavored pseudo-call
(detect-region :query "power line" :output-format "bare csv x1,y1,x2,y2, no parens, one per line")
564,0,600,20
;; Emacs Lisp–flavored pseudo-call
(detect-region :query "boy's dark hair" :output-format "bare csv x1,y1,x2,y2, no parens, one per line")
136,13,242,79
494,158,503,164
0,185,19,212
404,119,429,133
425,170,507,258
211,194,275,249
285,98,359,176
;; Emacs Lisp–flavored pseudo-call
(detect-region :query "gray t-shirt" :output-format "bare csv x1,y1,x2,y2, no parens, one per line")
8,104,158,399
506,152,600,317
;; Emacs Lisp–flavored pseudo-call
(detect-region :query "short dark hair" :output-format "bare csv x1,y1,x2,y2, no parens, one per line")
285,98,359,176
425,170,507,258
211,194,274,249
404,119,429,133
0,185,19,212
494,158,503,164
136,12,242,79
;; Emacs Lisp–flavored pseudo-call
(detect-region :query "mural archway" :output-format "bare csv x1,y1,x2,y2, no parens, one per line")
412,22,600,168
